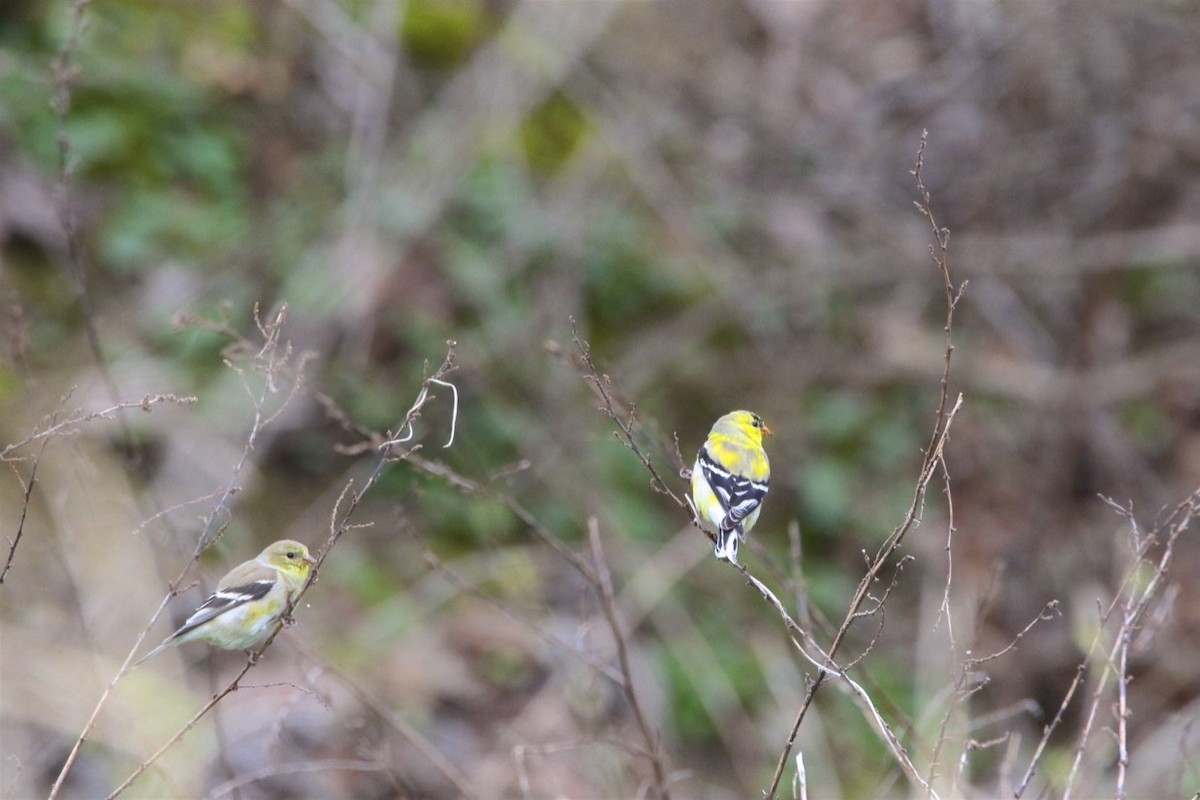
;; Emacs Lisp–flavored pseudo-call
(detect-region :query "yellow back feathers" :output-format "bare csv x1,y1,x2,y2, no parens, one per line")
691,410,772,564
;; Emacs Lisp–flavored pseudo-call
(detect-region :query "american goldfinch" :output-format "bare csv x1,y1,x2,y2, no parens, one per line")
134,539,317,666
691,410,771,564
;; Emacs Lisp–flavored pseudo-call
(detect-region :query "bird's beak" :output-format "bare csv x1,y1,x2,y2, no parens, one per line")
762,424,773,437
304,554,318,567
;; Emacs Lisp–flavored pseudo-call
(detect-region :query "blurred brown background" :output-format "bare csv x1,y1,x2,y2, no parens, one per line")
2,0,1200,797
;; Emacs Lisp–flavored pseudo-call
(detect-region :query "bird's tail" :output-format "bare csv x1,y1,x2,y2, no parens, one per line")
131,639,172,668
714,525,742,564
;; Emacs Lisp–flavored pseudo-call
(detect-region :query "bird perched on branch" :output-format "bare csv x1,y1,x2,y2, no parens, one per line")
691,410,771,564
134,539,317,666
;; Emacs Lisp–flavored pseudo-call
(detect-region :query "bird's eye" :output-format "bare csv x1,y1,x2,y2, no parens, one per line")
286,551,297,560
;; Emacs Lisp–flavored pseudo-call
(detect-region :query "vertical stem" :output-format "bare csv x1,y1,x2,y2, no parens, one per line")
589,518,671,799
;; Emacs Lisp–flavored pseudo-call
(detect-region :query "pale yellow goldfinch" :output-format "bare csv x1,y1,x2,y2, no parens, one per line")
134,539,316,666
691,411,771,564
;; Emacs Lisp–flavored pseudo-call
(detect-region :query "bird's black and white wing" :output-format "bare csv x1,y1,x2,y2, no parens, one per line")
168,579,275,642
697,446,770,535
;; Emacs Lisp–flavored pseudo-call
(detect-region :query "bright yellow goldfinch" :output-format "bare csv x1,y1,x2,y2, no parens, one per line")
134,540,316,666
691,411,771,564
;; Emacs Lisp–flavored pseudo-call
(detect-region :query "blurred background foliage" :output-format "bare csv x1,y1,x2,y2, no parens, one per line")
3,0,1200,797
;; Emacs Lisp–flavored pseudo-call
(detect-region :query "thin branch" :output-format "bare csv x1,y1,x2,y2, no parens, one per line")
423,550,626,686
379,377,459,449
763,132,965,800
831,653,937,796
105,659,264,799
1062,490,1197,800
1016,487,1200,798
558,322,689,511
51,310,309,800
307,340,459,582
86,335,456,799
763,391,960,799
0,426,51,585
1114,605,1131,800
402,452,599,584
933,453,957,644
793,752,808,800
926,602,1060,795
205,759,388,800
967,601,1061,670
588,518,671,800
0,395,197,462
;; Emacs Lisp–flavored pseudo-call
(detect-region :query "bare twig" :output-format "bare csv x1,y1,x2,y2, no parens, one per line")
589,518,671,799
49,310,309,800
424,551,626,685
762,391,960,798
0,426,51,585
379,378,459,449
1062,490,1198,800
205,759,389,800
70,331,456,799
1115,605,1131,800
402,452,599,584
199,304,304,552
966,601,1061,670
281,630,479,798
933,454,957,645
0,395,197,462
793,752,808,800
925,602,1060,794
105,657,283,800
307,340,459,580
831,655,937,796
730,559,934,795
1016,487,1200,798
761,131,965,800
560,322,689,511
